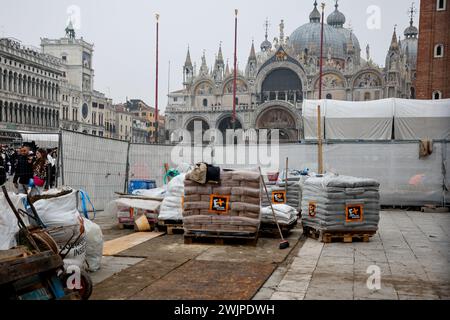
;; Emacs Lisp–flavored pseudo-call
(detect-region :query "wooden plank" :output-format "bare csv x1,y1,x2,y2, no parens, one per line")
103,232,164,256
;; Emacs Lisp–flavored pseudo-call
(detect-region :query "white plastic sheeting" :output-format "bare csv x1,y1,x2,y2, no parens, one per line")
302,98,450,140
278,142,449,206
303,99,394,140
394,99,450,140
302,99,327,140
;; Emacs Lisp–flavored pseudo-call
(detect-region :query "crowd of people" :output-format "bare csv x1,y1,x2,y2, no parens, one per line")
0,142,58,195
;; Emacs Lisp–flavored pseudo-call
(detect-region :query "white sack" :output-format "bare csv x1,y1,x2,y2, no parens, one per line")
261,204,298,225
33,189,83,245
83,218,103,272
0,192,27,250
159,174,185,221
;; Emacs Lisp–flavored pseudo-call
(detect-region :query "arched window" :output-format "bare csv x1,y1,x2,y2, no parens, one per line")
326,93,332,99
432,90,442,100
434,44,444,58
202,98,208,107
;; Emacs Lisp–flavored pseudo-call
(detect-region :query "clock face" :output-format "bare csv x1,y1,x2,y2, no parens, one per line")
82,103,89,119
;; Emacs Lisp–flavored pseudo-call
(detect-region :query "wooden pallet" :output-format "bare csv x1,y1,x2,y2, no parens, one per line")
118,221,157,231
158,220,184,235
259,221,297,238
303,226,376,243
184,231,258,246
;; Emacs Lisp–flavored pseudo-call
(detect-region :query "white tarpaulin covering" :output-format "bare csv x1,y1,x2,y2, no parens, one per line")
303,99,394,140
302,99,327,140
302,98,450,140
394,99,450,140
325,99,394,140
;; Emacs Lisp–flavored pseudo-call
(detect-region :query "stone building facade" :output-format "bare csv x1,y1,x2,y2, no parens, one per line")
165,1,419,142
0,37,63,132
416,0,450,99
41,22,112,136
0,22,112,137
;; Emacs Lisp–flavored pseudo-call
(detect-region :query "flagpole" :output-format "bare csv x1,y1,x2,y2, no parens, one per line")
155,13,159,144
317,3,325,174
232,9,238,130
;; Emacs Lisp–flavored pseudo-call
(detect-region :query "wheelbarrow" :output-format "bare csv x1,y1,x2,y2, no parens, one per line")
0,185,92,300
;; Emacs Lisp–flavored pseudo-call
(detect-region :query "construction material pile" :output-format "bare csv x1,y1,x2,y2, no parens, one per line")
183,170,261,235
301,174,380,232
158,174,185,221
261,204,298,225
262,170,308,212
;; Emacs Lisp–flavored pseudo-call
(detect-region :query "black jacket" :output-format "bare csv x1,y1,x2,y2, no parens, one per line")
0,156,6,186
13,155,33,185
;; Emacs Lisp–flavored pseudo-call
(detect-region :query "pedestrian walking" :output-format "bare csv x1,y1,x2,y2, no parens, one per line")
13,145,33,194
32,148,49,194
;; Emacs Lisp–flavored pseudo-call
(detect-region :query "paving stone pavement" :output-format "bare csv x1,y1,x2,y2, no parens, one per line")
253,211,450,300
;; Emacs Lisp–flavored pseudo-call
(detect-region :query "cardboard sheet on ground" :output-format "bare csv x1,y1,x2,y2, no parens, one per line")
103,232,163,256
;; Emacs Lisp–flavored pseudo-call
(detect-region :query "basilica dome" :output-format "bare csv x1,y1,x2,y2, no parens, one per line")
288,1,356,62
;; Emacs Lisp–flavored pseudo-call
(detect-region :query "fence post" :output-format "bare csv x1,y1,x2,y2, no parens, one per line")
57,130,65,186
124,141,131,193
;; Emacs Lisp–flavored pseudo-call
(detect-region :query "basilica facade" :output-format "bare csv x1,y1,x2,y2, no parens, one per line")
165,1,418,142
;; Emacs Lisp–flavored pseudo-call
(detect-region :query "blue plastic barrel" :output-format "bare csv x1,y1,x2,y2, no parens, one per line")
128,179,157,194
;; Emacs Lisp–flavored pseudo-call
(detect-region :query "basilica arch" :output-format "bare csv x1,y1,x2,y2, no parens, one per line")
351,69,384,101
216,114,243,144
312,71,347,100
253,101,299,142
222,77,249,95
183,116,211,143
255,57,307,102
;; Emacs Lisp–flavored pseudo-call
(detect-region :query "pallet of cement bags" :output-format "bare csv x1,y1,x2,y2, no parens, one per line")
259,204,298,237
183,169,261,245
301,174,380,243
261,171,310,213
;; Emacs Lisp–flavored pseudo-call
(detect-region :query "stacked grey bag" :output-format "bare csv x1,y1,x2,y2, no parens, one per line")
301,174,380,232
261,174,302,212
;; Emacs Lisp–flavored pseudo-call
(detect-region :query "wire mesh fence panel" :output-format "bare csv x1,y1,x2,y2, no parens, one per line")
57,130,448,210
61,130,128,210
128,143,175,187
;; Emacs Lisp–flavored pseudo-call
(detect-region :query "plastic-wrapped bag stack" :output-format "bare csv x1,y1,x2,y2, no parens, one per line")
301,174,380,232
183,170,261,235
159,174,185,221
261,204,298,225
262,171,304,212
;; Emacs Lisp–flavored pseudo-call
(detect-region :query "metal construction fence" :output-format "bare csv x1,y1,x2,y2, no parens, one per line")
10,129,449,210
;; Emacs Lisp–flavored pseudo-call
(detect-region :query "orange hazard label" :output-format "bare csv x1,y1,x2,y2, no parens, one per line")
308,202,317,217
346,204,364,222
209,194,230,214
272,190,287,204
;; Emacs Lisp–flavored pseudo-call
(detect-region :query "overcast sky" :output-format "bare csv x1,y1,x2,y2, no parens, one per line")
1,0,419,112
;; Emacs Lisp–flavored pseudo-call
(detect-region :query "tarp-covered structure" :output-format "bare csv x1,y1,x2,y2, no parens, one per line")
302,98,450,140
394,99,450,140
